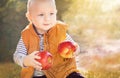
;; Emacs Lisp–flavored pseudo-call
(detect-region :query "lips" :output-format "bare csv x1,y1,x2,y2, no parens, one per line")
43,24,50,26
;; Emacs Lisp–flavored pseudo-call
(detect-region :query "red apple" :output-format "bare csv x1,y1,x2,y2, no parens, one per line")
58,41,76,58
35,51,53,70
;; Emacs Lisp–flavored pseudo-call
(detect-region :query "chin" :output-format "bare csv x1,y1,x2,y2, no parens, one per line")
44,25,54,30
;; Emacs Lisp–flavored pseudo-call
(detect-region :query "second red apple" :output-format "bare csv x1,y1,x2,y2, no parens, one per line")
58,41,76,58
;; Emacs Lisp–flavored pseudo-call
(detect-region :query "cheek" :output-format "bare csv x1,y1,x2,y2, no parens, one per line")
32,19,43,28
35,18,44,24
51,15,57,20
52,17,57,25
54,16,57,21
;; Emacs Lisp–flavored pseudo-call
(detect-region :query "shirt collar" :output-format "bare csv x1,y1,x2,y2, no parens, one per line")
32,24,44,36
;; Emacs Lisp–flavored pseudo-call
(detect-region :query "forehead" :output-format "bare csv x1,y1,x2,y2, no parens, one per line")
28,0,56,11
28,0,55,3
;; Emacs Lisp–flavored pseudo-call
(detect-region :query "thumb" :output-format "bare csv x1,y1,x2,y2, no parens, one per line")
32,51,40,55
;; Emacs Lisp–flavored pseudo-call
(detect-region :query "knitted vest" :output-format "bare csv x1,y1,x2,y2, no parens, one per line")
21,22,79,78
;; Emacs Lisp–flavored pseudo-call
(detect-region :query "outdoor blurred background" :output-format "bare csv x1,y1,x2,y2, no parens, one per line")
0,0,120,78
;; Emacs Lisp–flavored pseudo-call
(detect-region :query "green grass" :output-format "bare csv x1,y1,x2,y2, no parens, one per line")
0,62,21,78
0,62,120,78
81,71,120,78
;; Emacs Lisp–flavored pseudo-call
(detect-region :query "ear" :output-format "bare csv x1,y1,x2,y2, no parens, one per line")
26,12,32,22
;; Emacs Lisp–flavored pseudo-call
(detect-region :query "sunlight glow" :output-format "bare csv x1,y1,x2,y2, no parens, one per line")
101,0,120,12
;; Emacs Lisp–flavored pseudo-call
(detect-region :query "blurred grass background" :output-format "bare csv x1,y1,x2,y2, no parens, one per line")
0,0,120,78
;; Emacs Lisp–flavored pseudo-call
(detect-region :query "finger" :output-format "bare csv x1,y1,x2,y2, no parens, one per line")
32,51,40,55
33,63,39,68
34,60,42,66
33,62,42,71
35,65,42,71
73,52,77,57
36,67,42,71
34,55,41,59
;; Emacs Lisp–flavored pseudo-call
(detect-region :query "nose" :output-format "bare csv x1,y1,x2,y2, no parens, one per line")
44,15,50,21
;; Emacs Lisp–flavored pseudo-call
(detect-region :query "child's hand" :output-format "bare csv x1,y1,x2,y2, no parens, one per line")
73,43,80,57
23,51,42,71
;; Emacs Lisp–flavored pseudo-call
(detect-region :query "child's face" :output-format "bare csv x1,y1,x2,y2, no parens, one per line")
29,1,57,33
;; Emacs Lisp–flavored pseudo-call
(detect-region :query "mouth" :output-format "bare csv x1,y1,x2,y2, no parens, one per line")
43,24,50,26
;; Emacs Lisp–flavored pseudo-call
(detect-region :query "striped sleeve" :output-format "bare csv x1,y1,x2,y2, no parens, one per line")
13,37,27,67
66,33,75,43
